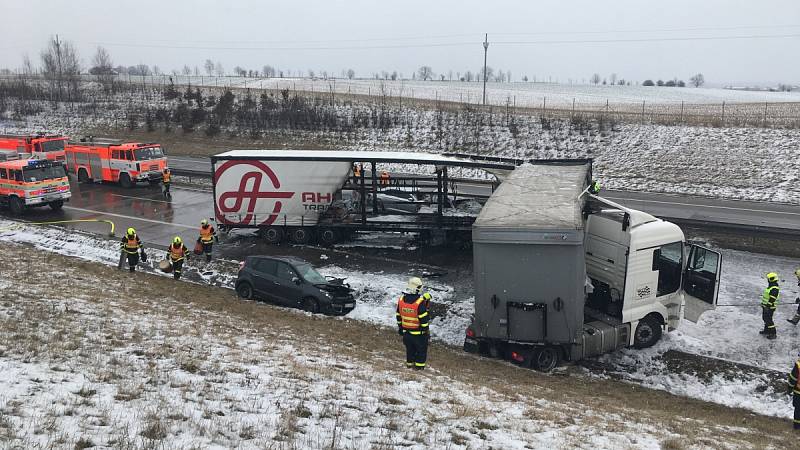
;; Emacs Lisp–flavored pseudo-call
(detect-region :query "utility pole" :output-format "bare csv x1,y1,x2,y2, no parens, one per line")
55,34,63,101
482,33,489,106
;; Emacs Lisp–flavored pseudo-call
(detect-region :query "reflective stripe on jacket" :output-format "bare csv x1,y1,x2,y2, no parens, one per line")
121,235,141,254
199,225,215,243
163,172,171,183
761,284,780,309
396,293,431,334
789,360,800,395
169,244,187,262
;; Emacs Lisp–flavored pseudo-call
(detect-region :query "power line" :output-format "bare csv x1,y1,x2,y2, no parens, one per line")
491,24,800,36
89,33,800,51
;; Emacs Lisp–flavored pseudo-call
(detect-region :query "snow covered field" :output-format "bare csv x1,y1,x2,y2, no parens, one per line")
2,219,800,426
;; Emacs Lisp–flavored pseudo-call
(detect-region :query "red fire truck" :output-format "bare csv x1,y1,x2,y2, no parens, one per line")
0,159,71,215
0,134,69,162
65,138,169,188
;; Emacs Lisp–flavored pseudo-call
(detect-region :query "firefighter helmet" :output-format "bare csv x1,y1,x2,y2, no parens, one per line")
126,227,136,237
767,272,779,283
201,219,208,226
406,277,423,294
173,236,182,245
795,268,800,278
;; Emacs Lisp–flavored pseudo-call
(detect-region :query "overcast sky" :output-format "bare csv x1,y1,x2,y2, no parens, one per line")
2,0,798,85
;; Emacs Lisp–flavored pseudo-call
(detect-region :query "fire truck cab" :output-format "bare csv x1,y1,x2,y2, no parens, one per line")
0,134,69,162
0,159,71,215
65,138,168,188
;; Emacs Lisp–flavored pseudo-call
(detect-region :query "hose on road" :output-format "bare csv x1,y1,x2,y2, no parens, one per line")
0,219,116,236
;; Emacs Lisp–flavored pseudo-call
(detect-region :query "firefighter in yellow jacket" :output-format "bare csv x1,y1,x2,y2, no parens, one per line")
760,272,780,339
197,219,218,262
168,236,189,280
396,277,433,370
120,227,145,273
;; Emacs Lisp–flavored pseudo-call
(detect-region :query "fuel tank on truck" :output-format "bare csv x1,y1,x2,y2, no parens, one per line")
212,153,351,228
471,162,591,345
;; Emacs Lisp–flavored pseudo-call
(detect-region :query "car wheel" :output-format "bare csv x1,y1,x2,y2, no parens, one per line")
77,168,91,183
633,316,662,349
119,173,133,188
289,227,311,245
302,297,320,314
236,282,253,300
263,227,284,245
531,346,560,372
49,200,64,211
9,196,24,216
317,228,338,246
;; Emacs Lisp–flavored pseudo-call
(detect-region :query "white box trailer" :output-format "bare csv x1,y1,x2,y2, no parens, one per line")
210,150,515,245
464,161,722,370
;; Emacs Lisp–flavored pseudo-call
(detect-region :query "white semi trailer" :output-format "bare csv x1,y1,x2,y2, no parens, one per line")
464,161,722,370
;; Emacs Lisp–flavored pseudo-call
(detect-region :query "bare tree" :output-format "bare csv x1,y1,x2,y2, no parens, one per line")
193,66,200,76
263,65,276,77
308,69,315,78
214,62,224,76
40,36,81,101
417,66,433,81
346,68,355,79
590,73,601,85
182,65,191,75
233,66,246,77
204,59,215,76
464,71,473,82
152,65,161,76
609,73,618,85
89,46,114,90
689,73,705,87
390,71,397,81
448,70,453,81
21,53,34,75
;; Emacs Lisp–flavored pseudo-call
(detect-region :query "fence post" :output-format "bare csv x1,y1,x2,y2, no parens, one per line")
641,100,645,123
680,101,684,124
763,102,768,127
721,101,725,125
572,98,575,119
543,96,546,114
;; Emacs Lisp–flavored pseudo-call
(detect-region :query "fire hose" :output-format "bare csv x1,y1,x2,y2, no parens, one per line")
0,219,116,236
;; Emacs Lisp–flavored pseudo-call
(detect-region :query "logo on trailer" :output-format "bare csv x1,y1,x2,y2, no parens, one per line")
215,160,294,226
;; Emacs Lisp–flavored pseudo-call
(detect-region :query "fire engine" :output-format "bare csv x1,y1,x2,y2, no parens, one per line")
0,159,71,215
65,138,169,188
0,134,69,162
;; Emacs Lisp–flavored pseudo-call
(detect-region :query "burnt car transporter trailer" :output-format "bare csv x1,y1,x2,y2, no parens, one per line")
210,150,515,245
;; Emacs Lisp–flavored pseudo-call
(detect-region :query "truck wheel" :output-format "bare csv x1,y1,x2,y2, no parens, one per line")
531,346,560,372
633,316,662,349
289,227,311,245
49,200,64,211
302,297,320,314
77,168,91,183
119,173,133,188
317,228,338,246
236,282,253,300
8,197,24,216
263,227,284,245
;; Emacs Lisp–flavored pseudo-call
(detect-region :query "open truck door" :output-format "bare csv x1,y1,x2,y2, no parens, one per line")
682,244,722,322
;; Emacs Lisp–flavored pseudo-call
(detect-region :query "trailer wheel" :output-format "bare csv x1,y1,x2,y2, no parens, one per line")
48,200,64,211
263,227,284,245
77,168,91,183
289,227,312,245
317,228,338,246
119,173,134,188
633,316,662,349
531,346,560,372
8,196,24,216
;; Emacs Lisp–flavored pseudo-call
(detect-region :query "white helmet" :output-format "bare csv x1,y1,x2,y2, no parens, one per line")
406,277,423,294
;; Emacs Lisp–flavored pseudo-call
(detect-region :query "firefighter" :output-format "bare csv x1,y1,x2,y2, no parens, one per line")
760,272,780,339
380,170,390,187
121,227,145,273
162,168,172,198
589,180,601,195
168,236,189,280
396,277,433,370
788,353,800,430
197,219,218,262
353,163,361,179
787,269,800,325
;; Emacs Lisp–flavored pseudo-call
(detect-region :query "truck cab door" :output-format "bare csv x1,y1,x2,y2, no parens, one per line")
682,244,722,322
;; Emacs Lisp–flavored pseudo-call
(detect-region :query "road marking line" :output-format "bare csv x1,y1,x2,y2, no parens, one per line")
112,193,171,203
63,206,196,229
605,196,800,217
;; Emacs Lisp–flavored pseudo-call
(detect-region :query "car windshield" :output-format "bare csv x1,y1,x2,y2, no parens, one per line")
295,263,327,284
40,140,66,152
22,165,67,182
134,146,164,161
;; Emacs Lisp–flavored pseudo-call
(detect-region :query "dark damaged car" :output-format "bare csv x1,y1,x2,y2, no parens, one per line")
235,255,356,315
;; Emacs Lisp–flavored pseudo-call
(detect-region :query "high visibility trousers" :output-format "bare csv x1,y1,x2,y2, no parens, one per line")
762,306,776,336
126,253,139,272
172,260,183,280
794,395,800,430
403,332,429,369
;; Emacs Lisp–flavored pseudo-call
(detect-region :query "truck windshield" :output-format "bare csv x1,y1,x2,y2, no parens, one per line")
134,147,164,161
22,165,67,182
295,263,327,284
39,140,66,152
